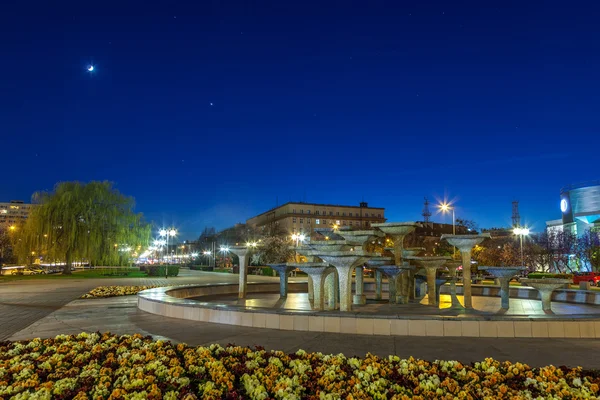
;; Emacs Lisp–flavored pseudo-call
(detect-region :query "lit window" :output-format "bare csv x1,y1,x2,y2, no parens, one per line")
336,220,340,225
316,219,320,224
0,210,6,214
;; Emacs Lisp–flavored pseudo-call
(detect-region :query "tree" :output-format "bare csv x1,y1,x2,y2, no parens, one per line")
455,218,478,233
16,181,150,273
258,236,295,264
576,229,600,271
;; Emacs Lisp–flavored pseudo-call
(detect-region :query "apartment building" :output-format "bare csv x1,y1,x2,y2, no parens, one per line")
246,201,386,237
0,200,32,229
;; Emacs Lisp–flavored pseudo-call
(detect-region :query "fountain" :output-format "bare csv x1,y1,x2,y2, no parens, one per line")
405,256,451,306
478,266,527,311
520,277,573,314
266,264,295,298
366,256,393,300
441,234,491,309
444,260,463,308
403,247,425,299
229,245,251,299
316,249,376,311
334,230,383,304
372,222,420,303
287,262,333,310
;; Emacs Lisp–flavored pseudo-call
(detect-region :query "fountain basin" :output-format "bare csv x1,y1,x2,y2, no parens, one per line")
403,247,425,257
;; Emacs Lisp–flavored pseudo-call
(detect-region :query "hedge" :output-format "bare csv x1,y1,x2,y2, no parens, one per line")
146,265,180,277
527,272,573,279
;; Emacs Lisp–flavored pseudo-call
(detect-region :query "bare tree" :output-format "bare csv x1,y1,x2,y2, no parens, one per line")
576,229,600,272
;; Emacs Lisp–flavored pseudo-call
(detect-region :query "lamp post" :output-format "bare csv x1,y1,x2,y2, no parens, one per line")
159,228,177,278
513,227,530,267
220,246,230,268
439,203,456,258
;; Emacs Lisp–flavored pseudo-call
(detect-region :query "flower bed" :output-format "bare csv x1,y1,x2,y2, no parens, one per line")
1,333,599,399
80,286,160,299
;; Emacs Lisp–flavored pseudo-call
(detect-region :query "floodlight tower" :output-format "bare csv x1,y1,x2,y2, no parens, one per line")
512,201,521,227
422,197,432,223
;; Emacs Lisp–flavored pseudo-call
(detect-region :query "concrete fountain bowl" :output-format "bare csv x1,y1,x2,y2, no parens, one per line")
307,240,351,252
372,221,421,236
366,256,393,267
403,247,425,257
335,230,384,246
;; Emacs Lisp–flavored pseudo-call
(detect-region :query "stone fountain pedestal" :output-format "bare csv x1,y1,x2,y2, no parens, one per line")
478,266,527,311
441,234,491,309
372,222,419,304
367,256,393,301
520,278,572,314
374,265,415,304
317,250,375,311
403,248,425,300
405,256,451,306
444,261,463,309
266,263,295,298
229,246,250,299
288,262,333,311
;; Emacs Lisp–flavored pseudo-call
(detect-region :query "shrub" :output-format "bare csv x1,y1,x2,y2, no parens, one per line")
146,265,180,277
527,272,573,279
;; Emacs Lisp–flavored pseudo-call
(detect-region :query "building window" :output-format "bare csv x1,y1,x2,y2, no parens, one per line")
293,209,296,213
342,212,346,216
301,210,304,214
307,210,311,214
323,210,326,215
349,221,353,226
371,213,375,217
316,219,320,225
300,218,304,224
293,217,296,223
315,210,319,215
342,220,347,226
329,211,333,216
323,219,326,225
336,220,341,225
349,212,352,217
336,212,339,216
378,213,381,218
307,218,311,224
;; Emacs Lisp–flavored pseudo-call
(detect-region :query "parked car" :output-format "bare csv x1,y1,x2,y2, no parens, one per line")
573,272,600,286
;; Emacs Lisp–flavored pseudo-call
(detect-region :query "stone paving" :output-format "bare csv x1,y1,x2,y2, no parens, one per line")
0,269,279,341
4,271,600,368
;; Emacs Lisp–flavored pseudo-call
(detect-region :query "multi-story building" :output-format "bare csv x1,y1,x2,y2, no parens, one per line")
0,200,32,230
246,201,386,237
546,181,600,237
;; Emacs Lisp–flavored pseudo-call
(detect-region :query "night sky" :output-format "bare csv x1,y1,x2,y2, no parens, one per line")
2,1,599,239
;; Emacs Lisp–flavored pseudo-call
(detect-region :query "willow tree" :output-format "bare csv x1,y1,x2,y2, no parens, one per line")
16,181,150,273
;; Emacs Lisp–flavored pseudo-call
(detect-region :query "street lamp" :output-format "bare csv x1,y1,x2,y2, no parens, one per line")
203,250,212,266
438,202,456,258
513,227,530,267
291,233,306,247
158,228,177,264
219,246,230,268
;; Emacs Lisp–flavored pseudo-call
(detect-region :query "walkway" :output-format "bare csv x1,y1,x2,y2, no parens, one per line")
3,271,600,369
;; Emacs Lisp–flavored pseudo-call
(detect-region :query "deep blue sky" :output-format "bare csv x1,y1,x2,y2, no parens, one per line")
1,1,599,240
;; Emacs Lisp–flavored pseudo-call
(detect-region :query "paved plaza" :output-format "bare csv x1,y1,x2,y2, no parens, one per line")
3,270,600,369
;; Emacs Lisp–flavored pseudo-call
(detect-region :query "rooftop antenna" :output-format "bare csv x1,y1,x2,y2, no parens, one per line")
422,197,432,223
512,200,521,227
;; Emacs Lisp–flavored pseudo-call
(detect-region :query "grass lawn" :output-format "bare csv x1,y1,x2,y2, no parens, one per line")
0,269,148,281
